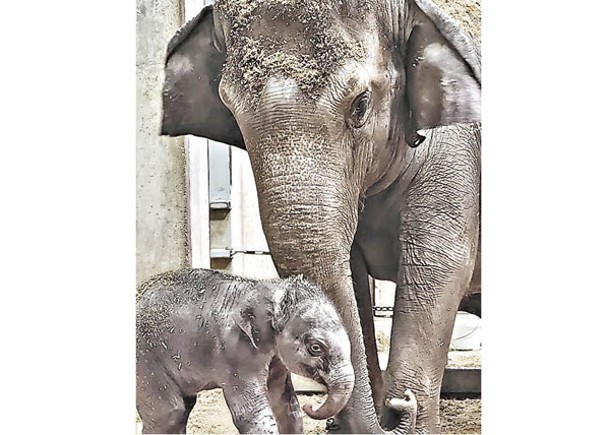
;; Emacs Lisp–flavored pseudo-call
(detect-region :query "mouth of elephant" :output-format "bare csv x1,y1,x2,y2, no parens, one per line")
298,363,325,385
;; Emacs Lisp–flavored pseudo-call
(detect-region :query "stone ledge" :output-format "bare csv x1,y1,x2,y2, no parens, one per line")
293,350,482,395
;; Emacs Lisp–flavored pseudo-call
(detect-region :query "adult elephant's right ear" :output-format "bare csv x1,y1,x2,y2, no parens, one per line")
161,6,245,148
403,0,481,144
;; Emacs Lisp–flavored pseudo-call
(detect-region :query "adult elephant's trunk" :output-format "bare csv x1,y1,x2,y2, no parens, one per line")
246,126,361,281
243,126,384,432
303,364,355,420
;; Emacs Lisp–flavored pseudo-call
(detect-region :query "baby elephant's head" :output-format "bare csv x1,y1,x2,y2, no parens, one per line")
273,277,355,420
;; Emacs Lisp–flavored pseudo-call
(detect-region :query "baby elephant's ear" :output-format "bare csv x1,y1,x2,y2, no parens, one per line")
270,310,286,334
234,308,259,349
404,0,481,142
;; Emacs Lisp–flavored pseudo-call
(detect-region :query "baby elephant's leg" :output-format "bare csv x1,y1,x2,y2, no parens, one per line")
139,393,194,434
385,389,418,434
267,356,303,433
223,377,279,434
137,370,194,435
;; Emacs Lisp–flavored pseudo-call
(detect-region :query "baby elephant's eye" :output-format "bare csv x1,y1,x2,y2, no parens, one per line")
306,340,325,357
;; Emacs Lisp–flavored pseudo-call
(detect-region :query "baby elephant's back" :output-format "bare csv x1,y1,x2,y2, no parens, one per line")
136,269,231,392
136,268,218,331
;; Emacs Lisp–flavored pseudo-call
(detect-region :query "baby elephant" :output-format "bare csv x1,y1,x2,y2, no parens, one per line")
136,268,355,434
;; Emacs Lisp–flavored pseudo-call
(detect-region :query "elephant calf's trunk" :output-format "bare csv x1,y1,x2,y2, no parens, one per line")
302,366,355,420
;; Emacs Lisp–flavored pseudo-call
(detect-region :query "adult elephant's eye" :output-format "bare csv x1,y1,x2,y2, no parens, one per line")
348,91,372,128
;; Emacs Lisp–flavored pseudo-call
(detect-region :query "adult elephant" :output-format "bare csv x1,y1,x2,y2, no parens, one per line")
161,0,480,432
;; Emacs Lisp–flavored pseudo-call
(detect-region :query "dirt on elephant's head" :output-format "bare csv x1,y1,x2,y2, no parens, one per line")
433,0,480,40
215,0,372,100
214,0,480,103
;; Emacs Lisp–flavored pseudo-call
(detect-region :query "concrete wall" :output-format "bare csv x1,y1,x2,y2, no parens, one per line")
136,0,189,285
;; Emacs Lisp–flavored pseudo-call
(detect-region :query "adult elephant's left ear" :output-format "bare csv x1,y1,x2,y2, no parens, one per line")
403,0,481,143
161,6,245,148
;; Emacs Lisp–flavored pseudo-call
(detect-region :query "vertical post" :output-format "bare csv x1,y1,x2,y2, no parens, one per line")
186,137,210,268
136,0,189,284
185,0,213,269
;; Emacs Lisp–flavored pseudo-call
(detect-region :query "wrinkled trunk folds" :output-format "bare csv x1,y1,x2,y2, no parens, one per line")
248,134,359,282
303,364,355,420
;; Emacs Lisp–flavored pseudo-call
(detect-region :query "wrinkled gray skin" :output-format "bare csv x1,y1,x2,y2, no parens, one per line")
161,0,480,433
136,269,356,434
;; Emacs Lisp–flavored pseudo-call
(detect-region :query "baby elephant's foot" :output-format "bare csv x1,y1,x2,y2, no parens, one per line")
325,417,340,432
385,389,417,433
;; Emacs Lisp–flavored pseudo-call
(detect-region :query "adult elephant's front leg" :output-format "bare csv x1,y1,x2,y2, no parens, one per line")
381,128,480,433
